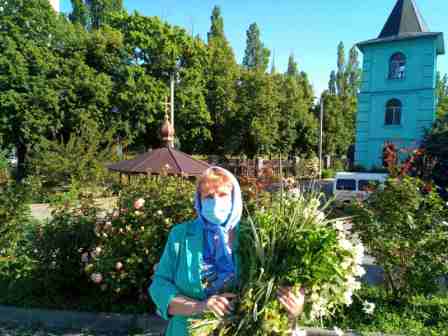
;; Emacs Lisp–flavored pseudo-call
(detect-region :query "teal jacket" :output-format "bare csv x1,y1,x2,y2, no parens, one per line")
149,218,239,336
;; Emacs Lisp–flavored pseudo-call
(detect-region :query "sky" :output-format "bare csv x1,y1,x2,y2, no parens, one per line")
59,0,448,96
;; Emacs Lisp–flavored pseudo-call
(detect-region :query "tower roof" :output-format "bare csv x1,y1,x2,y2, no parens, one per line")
379,0,428,38
357,0,444,54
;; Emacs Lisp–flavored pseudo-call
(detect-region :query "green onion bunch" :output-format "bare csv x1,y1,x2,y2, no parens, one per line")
190,192,365,335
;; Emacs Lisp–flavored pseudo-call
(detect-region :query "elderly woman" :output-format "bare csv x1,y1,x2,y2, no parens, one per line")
150,167,304,335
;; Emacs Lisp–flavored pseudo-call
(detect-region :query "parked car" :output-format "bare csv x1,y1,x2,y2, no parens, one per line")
333,172,388,203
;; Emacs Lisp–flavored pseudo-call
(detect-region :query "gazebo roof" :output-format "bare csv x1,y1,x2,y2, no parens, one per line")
107,146,210,177
107,116,210,177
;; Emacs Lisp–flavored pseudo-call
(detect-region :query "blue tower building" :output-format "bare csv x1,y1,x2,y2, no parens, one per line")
354,0,445,168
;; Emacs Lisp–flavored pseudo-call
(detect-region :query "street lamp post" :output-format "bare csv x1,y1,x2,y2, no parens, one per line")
319,98,324,179
170,73,175,129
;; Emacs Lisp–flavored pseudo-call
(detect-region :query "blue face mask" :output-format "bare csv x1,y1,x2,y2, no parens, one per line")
201,195,232,225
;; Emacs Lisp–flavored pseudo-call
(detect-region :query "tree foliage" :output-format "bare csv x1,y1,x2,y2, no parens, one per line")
0,0,336,183
70,0,124,29
352,176,448,298
242,23,270,73
205,6,239,154
436,72,448,119
321,42,361,157
423,114,448,190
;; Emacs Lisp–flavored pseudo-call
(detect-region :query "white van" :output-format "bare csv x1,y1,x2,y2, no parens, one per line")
333,172,388,203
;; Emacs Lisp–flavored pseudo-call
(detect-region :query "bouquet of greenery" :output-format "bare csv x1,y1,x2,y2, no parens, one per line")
190,192,365,335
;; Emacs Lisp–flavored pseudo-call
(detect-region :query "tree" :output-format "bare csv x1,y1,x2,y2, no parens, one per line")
347,46,361,95
336,41,346,96
242,23,270,72
275,54,318,156
0,0,126,181
328,70,337,95
109,13,211,153
320,42,360,158
207,6,224,41
436,72,448,119
205,6,239,154
69,0,89,27
423,114,448,190
286,53,299,77
0,0,66,180
232,71,280,156
70,0,124,29
30,118,118,189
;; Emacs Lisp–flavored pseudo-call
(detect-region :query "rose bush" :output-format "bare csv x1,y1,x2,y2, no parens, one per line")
25,195,99,294
84,176,196,306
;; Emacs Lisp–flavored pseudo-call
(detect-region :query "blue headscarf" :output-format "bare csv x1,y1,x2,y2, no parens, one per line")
194,167,242,297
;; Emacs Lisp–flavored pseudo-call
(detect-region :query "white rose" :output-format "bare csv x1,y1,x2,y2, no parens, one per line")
341,259,352,270
362,301,376,315
338,238,353,251
334,220,345,231
353,265,366,277
343,290,353,305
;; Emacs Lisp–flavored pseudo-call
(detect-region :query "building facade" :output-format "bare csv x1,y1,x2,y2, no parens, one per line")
354,0,444,168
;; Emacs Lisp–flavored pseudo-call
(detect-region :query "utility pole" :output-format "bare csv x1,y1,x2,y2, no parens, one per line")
170,73,175,129
319,99,324,179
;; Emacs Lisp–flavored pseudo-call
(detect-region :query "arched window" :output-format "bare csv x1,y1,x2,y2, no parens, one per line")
389,53,406,79
385,99,402,125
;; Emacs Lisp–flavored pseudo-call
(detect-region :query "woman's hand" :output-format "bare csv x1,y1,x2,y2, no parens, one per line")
205,293,237,317
277,286,305,318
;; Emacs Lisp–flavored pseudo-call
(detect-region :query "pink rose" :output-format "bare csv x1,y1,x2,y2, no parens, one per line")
115,261,123,271
91,273,103,284
133,198,145,210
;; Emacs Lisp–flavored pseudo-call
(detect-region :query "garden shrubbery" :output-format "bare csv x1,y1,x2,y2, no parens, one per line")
1,168,447,335
82,176,196,308
0,181,32,255
328,285,448,336
28,120,120,203
0,176,197,313
351,176,448,298
25,196,99,294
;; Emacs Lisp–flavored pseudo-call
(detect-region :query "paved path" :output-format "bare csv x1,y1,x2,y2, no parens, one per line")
30,198,119,221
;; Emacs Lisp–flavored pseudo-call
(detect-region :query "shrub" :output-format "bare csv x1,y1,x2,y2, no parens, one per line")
351,176,448,298
322,168,335,179
25,195,99,294
0,181,32,255
327,285,448,336
84,176,196,306
29,119,120,193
